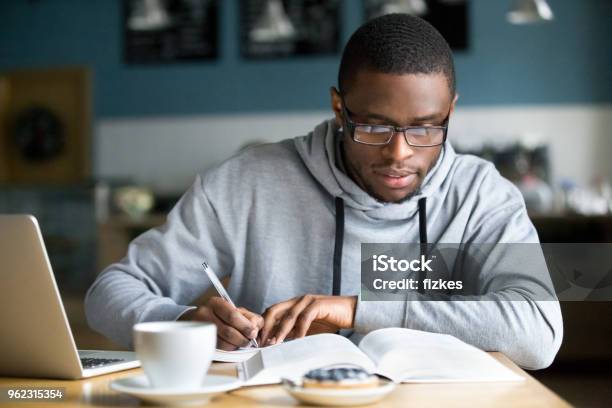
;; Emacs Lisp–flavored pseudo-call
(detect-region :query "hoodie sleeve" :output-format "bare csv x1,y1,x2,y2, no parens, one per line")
353,170,563,370
85,174,234,348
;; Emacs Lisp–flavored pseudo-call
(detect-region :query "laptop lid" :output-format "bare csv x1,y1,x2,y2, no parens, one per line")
0,214,83,379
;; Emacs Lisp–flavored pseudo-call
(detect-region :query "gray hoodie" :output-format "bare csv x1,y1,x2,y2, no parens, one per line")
85,119,562,369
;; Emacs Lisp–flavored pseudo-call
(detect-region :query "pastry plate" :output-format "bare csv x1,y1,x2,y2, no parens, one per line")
282,378,396,406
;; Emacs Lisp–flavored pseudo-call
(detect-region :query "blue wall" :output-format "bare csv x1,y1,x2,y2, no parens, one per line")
1,0,610,118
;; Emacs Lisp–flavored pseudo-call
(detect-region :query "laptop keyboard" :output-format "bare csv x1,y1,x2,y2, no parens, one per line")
80,357,124,369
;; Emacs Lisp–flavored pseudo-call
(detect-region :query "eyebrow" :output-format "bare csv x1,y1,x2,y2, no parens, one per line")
354,110,444,126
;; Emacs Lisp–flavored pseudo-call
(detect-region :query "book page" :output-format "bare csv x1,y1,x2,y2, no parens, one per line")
359,328,524,383
238,333,376,386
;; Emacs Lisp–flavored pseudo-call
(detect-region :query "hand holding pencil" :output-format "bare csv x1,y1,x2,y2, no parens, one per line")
201,262,259,348
177,263,263,350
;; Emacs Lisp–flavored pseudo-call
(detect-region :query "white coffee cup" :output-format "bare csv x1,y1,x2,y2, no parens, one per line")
133,321,217,389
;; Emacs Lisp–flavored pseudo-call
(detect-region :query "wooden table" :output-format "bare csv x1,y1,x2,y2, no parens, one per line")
0,353,570,407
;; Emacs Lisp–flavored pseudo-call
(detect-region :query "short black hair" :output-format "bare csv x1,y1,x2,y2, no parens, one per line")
338,13,455,97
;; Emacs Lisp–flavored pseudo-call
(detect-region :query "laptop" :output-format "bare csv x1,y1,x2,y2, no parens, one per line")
0,214,140,379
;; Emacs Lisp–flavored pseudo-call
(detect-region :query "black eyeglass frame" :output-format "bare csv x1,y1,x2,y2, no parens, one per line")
339,94,451,148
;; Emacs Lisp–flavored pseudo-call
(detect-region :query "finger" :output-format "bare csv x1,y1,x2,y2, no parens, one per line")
259,300,296,345
217,323,251,348
285,327,297,341
210,297,256,339
207,310,252,348
271,296,314,344
258,321,278,346
292,304,320,339
238,308,265,331
260,300,299,345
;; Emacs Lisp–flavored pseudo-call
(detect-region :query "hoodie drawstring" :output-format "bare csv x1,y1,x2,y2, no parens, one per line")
332,197,345,296
332,197,428,296
418,197,427,244
417,197,428,294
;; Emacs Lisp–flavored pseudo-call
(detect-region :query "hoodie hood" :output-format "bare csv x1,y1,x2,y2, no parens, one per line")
294,119,456,221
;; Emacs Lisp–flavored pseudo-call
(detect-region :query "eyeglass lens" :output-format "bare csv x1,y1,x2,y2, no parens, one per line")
354,125,445,146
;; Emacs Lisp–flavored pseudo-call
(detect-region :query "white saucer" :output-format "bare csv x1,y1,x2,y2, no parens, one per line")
110,374,242,405
283,379,396,406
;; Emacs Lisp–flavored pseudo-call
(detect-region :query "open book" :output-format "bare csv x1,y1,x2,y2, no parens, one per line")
235,328,524,386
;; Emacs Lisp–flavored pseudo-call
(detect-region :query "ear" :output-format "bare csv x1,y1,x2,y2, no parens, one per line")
449,93,459,114
330,87,343,128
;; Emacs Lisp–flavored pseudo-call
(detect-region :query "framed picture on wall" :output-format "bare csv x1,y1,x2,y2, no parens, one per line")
0,67,91,184
124,0,218,63
364,0,469,50
240,0,341,58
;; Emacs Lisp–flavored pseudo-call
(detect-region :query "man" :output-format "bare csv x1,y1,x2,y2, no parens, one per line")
86,14,562,369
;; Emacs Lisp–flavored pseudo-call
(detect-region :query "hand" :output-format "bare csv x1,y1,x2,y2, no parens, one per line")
178,296,263,351
259,295,357,346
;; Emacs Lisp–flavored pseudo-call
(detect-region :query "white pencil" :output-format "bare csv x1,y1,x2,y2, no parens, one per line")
202,262,259,348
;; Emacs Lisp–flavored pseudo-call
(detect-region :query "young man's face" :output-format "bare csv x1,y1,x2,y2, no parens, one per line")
331,70,456,203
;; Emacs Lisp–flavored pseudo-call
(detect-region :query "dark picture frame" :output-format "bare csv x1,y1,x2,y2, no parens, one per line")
364,0,469,51
123,0,219,63
240,0,341,59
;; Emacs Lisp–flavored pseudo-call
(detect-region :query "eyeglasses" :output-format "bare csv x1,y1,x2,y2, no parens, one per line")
340,96,450,147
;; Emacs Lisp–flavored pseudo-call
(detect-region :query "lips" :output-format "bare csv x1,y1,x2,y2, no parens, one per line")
375,170,417,189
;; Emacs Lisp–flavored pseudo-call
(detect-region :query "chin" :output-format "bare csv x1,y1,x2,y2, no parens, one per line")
395,191,418,203
391,191,415,203
375,188,416,204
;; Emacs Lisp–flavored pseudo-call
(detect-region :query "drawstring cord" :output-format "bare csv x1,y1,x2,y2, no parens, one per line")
332,197,345,296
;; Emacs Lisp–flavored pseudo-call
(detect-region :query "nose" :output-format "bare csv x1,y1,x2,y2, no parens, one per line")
381,131,414,161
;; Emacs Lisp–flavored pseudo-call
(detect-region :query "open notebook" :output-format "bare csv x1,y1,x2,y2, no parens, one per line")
233,328,524,386
214,347,261,363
